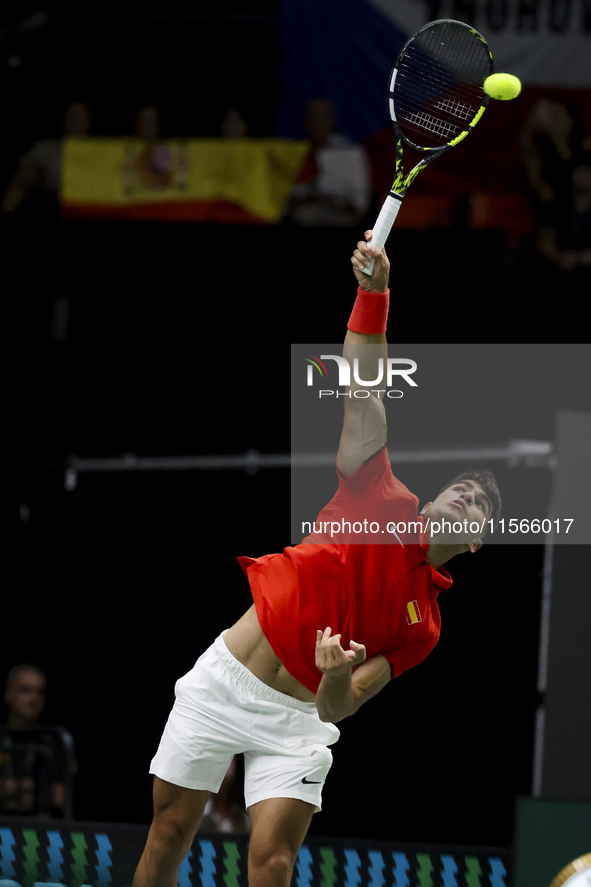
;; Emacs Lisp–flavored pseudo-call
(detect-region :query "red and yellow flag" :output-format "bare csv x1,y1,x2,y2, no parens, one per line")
60,137,310,223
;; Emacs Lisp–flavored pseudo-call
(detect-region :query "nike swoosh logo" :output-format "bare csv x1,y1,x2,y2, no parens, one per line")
389,526,404,547
301,776,322,784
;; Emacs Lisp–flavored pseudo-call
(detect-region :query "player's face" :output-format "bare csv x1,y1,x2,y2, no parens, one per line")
421,480,492,543
440,481,491,523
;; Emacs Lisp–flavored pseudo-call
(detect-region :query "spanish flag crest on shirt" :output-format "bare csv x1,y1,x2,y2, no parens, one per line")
406,600,422,625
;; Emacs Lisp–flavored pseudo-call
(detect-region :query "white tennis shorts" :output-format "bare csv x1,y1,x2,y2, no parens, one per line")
149,630,340,813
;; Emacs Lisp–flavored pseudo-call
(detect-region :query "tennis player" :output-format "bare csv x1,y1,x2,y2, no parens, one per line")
132,231,501,887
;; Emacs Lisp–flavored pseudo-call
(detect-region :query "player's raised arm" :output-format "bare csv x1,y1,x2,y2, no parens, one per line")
336,231,390,480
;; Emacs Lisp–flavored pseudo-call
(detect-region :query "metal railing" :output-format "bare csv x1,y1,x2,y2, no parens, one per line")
63,439,554,490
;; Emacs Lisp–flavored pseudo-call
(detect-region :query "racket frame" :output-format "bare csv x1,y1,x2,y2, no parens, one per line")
363,19,493,275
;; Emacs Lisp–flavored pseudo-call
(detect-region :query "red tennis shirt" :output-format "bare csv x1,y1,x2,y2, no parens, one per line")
238,445,452,694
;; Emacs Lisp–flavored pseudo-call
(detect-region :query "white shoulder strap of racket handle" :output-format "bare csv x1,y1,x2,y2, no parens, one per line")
362,193,402,276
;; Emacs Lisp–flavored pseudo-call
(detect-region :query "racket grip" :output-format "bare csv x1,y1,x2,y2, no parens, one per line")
362,194,402,276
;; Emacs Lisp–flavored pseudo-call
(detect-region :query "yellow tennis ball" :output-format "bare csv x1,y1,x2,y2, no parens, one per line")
484,73,522,100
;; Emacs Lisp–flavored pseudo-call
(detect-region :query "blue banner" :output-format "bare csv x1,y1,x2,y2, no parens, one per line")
0,816,511,887
275,0,406,141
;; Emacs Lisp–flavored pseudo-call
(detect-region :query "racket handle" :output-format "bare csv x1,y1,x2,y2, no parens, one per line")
362,194,402,276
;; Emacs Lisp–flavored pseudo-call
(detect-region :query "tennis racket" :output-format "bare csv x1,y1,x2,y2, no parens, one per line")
363,19,494,276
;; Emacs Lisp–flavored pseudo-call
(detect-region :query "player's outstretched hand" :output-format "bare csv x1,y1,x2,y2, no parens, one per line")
351,230,390,293
316,627,366,678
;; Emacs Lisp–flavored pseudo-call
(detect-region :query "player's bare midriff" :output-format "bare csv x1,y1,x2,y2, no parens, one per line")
223,604,317,703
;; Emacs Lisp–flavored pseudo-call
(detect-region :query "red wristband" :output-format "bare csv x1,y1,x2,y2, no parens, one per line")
347,286,390,334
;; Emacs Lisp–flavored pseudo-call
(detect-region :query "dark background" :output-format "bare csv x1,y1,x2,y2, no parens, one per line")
5,0,587,851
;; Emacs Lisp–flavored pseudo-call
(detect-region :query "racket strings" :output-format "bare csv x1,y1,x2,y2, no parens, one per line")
394,21,492,150
414,21,490,91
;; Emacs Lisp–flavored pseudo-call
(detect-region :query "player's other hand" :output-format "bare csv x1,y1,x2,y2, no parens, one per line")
351,230,390,293
316,627,366,678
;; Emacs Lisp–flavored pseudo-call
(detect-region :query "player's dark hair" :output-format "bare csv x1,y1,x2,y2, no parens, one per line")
437,467,502,532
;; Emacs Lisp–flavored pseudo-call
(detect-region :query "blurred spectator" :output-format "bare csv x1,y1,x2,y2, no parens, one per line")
284,98,371,227
129,105,178,190
2,100,91,342
534,154,591,274
1,664,75,818
135,104,161,141
220,107,249,138
4,665,47,728
1,100,91,215
198,755,251,834
521,98,587,210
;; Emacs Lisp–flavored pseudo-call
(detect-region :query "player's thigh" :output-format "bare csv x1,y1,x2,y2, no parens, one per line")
152,775,210,844
247,797,315,871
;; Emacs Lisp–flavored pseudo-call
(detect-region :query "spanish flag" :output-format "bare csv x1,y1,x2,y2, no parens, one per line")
406,600,422,625
60,137,310,223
